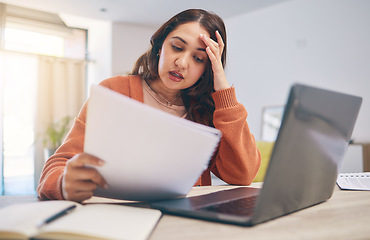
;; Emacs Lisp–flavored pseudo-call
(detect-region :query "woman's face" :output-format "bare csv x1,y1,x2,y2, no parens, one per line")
158,22,209,91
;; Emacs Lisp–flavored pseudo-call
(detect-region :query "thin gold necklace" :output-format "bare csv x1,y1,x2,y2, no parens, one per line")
145,80,181,106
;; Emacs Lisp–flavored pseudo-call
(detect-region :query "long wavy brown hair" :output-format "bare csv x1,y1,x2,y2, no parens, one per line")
131,9,227,127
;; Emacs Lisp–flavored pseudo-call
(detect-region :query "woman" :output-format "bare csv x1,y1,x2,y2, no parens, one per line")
37,9,261,202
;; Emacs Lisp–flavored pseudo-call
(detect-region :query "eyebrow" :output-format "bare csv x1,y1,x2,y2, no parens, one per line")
171,36,206,52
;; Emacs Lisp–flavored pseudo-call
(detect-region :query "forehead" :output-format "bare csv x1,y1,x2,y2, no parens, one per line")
167,22,210,41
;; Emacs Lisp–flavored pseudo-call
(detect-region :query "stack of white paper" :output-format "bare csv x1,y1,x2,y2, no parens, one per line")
84,85,222,201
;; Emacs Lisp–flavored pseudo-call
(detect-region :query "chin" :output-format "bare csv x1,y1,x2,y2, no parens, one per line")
161,76,181,89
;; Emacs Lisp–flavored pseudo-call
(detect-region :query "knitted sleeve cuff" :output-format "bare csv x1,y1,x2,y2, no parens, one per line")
212,87,238,110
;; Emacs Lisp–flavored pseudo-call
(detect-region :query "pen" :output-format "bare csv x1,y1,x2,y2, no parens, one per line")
37,205,77,228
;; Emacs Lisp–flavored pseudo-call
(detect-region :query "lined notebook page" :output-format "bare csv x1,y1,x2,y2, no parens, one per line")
336,172,370,190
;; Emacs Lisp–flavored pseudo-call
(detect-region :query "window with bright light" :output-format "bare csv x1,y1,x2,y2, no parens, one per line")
4,28,65,57
0,4,87,195
1,52,38,195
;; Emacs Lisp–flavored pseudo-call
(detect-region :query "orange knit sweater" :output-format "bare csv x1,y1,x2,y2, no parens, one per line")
37,75,261,200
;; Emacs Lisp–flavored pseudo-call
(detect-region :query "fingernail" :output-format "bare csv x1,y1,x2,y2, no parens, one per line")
98,160,105,166
103,184,109,189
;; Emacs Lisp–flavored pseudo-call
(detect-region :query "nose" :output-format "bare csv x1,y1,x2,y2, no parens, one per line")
175,54,189,70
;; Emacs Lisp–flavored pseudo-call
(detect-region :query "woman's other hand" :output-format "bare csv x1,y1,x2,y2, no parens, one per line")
62,153,107,202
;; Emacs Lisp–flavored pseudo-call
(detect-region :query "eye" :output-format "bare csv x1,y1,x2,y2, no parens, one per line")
194,56,204,63
172,44,183,51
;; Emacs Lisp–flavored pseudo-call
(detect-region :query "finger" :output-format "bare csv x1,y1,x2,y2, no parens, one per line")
200,34,222,62
63,177,106,202
71,191,94,203
73,180,99,192
202,32,219,48
208,36,219,48
62,177,90,202
206,47,219,69
71,165,108,188
69,153,105,168
62,173,106,202
64,179,97,194
200,34,219,53
86,169,108,188
215,30,225,52
64,154,108,189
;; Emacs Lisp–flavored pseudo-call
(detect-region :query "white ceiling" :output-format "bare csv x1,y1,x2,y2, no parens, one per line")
1,0,289,26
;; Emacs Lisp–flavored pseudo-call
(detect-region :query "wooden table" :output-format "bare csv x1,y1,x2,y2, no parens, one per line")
1,183,370,240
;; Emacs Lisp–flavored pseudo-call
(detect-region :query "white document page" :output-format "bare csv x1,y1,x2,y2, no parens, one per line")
84,85,222,201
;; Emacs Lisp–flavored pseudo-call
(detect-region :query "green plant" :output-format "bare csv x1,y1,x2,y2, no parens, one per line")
43,116,72,150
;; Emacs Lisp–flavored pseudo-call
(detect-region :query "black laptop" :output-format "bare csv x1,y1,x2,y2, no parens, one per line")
151,83,362,226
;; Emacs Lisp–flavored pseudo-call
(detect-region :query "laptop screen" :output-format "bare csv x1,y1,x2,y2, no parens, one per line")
252,84,362,224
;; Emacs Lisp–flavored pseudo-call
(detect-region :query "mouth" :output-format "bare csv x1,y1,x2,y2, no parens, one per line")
169,71,184,82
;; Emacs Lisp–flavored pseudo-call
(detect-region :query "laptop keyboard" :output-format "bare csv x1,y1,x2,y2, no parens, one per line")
201,195,257,216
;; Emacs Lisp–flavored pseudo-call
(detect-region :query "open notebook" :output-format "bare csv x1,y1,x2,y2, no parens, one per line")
0,201,161,240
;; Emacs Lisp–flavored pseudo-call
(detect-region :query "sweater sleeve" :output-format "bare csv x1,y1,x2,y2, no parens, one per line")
37,105,88,200
209,87,261,185
36,75,137,200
